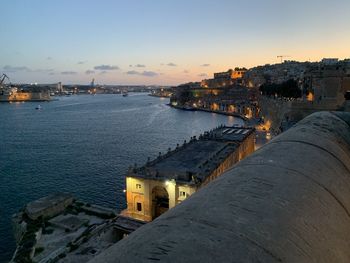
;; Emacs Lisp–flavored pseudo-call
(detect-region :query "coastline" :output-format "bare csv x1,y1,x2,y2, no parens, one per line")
168,104,248,121
168,103,273,149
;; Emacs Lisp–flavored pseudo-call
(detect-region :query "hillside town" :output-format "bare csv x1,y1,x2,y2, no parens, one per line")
169,58,350,133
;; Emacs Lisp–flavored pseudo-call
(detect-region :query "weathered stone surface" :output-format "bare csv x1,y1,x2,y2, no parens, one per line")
90,112,350,263
25,193,74,220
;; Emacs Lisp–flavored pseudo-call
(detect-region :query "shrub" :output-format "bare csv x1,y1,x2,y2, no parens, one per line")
34,247,44,256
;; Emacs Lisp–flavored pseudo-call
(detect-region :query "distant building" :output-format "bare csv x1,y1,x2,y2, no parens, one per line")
122,126,255,221
243,61,308,88
201,68,247,88
213,68,247,80
321,58,339,65
170,83,259,119
303,61,350,105
213,69,234,80
57,82,63,93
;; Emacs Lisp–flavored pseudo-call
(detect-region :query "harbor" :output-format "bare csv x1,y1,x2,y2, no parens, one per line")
0,93,243,261
2,0,350,261
10,123,255,262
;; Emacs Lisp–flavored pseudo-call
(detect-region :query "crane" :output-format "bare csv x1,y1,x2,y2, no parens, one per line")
0,73,9,87
277,55,290,63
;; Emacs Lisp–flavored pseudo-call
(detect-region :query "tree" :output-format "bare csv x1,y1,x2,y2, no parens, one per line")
259,79,301,98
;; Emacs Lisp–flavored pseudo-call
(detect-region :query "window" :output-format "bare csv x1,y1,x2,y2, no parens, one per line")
180,191,186,197
136,184,141,189
136,202,142,211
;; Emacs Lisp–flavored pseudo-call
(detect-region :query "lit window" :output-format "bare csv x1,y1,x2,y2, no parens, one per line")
137,202,142,211
136,184,141,189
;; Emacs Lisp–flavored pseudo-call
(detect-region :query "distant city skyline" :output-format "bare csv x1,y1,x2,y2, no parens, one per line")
2,0,350,85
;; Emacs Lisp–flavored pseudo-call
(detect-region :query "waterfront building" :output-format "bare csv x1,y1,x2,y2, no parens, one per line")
170,83,259,119
122,126,255,221
57,82,63,93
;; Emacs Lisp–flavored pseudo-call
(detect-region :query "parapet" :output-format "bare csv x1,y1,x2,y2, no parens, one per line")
90,111,350,263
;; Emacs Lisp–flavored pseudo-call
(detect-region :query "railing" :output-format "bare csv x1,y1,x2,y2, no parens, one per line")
90,111,350,263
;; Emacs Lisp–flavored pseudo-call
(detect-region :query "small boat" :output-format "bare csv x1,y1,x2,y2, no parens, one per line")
182,105,195,111
35,105,42,110
122,92,128,97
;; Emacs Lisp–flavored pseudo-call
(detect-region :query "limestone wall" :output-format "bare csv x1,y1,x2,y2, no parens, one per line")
124,177,197,222
259,96,343,132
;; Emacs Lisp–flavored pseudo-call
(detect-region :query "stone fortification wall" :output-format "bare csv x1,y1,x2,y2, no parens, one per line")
259,96,342,132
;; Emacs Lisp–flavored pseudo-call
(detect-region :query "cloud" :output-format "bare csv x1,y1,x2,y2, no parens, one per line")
32,68,54,73
46,56,53,60
85,70,95,75
198,73,208,77
3,65,57,74
61,71,78,75
142,71,158,77
135,64,146,68
183,70,190,74
77,61,87,65
94,64,119,70
3,66,56,74
49,72,55,75
3,65,30,72
126,70,158,77
201,64,210,67
126,70,139,75
167,62,177,67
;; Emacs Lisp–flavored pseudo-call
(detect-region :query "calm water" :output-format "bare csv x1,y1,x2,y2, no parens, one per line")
0,93,243,262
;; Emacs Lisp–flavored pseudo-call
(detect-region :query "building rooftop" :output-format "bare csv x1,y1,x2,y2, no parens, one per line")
13,194,145,263
210,126,255,142
129,126,254,184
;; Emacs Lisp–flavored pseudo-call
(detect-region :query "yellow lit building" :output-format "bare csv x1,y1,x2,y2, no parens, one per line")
122,126,255,222
231,69,246,79
200,68,247,89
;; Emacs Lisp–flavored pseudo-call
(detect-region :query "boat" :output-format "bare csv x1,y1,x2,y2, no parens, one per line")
122,91,128,97
182,105,196,111
35,105,42,110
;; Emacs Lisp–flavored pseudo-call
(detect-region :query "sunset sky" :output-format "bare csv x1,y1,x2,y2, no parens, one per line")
1,0,350,85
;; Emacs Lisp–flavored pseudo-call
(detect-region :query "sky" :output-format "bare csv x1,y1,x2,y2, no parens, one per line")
1,0,350,85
